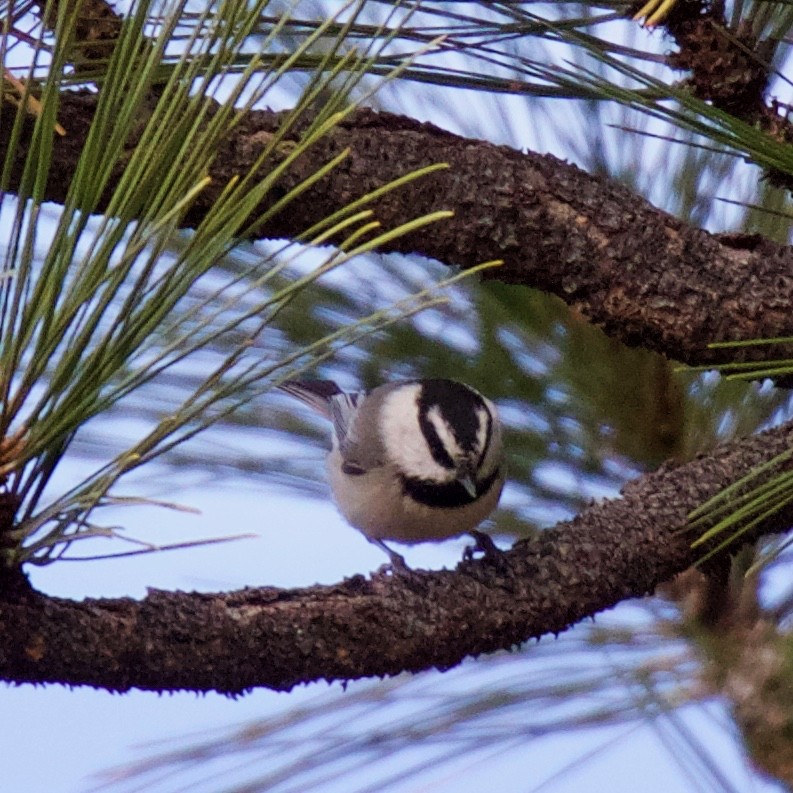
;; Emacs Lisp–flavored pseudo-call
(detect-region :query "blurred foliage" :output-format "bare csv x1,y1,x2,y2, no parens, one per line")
73,241,792,543
0,0,469,564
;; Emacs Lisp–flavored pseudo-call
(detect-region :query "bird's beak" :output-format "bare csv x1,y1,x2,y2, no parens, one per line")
457,471,478,499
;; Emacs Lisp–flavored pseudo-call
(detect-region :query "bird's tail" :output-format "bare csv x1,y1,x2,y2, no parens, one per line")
276,380,344,419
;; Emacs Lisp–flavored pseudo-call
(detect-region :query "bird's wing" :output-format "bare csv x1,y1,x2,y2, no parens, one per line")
328,390,366,453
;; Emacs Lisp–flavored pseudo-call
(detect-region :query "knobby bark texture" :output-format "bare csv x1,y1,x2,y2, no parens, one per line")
2,93,793,371
2,418,792,694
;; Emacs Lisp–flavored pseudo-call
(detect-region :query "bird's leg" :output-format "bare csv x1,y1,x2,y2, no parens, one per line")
368,537,409,572
464,529,503,563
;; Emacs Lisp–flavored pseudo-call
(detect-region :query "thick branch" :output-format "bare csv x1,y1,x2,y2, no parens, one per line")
5,94,793,369
2,419,792,694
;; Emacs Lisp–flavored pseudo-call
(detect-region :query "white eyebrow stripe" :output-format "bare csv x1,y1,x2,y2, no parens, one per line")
379,385,456,482
475,407,490,462
427,405,463,461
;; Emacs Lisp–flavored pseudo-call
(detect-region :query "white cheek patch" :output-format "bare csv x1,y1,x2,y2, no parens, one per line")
379,386,454,482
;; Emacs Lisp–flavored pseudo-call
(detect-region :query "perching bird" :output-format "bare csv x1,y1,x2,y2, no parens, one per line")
279,378,505,568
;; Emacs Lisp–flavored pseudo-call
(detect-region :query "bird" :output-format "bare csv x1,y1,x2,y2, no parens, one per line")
278,378,505,568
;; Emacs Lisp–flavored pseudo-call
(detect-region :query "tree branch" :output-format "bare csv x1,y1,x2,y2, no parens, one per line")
5,93,793,370
2,418,792,694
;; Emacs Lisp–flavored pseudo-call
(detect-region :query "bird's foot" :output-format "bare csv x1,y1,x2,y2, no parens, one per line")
370,538,413,576
463,530,506,568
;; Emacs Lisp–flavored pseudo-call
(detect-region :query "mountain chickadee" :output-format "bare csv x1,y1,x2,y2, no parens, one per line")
279,378,505,567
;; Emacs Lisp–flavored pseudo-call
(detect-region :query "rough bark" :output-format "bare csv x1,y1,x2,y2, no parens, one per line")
3,93,793,372
1,417,792,694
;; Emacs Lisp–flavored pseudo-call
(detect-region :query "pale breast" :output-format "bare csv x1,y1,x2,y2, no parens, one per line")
326,449,504,543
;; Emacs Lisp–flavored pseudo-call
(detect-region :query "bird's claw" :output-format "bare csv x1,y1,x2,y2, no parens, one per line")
464,530,506,568
369,538,413,575
375,552,409,576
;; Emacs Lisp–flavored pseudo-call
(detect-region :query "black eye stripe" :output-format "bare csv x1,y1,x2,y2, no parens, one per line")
401,467,502,509
416,380,488,463
418,409,456,470
341,462,366,476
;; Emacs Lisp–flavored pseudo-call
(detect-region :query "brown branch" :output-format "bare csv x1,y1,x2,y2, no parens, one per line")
2,418,792,694
4,93,793,371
